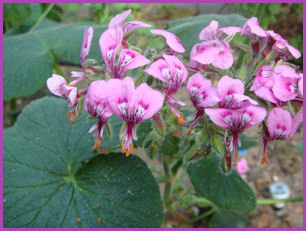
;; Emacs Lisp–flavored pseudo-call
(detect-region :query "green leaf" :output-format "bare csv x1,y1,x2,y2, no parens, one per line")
4,23,107,99
210,210,249,228
187,154,256,213
134,119,152,147
4,97,163,227
167,14,247,53
4,3,32,29
158,134,180,156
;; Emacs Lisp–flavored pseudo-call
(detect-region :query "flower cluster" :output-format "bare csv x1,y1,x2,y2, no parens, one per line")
46,10,302,169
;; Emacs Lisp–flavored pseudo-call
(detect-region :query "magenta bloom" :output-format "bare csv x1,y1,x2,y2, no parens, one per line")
47,74,77,107
85,80,114,149
189,20,240,70
266,30,301,59
107,77,164,156
151,29,185,54
206,106,266,164
218,76,258,109
99,28,150,79
237,158,248,176
144,54,188,122
186,73,220,132
108,9,151,34
240,17,267,39
261,108,303,164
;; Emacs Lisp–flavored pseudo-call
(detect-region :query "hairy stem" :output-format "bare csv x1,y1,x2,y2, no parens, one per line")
257,197,303,205
29,3,55,32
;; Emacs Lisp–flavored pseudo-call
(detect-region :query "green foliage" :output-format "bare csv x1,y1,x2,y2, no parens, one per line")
3,23,107,99
4,3,32,31
166,14,247,53
4,97,163,228
187,154,256,213
210,210,249,228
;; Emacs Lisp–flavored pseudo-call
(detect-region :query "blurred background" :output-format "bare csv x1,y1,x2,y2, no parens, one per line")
3,3,303,228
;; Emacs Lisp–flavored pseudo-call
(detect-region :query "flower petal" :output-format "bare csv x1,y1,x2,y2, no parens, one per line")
80,27,94,62
131,83,164,122
218,75,244,100
117,49,150,78
123,20,151,34
241,17,267,38
205,108,233,130
239,105,266,129
107,77,135,117
144,58,171,83
46,74,67,97
108,9,131,28
267,107,292,139
298,75,303,96
199,20,219,41
272,74,298,102
99,28,123,73
163,54,188,86
191,40,220,65
290,110,303,137
219,26,241,36
151,29,185,53
211,41,233,69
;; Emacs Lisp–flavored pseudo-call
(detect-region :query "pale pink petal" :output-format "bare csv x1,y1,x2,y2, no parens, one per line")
163,54,188,85
205,108,234,130
130,83,164,123
107,77,135,117
232,94,258,108
211,41,233,69
287,44,301,59
197,87,220,108
272,75,298,102
218,75,244,100
46,74,66,97
298,76,303,96
80,27,94,62
191,40,220,65
151,29,185,53
219,26,241,36
250,65,275,91
187,73,211,93
267,107,292,139
99,28,123,73
123,20,151,34
117,49,150,78
108,9,131,28
71,71,86,78
239,105,266,129
274,65,300,79
241,17,267,38
237,158,248,175
199,20,219,41
66,86,77,107
290,110,303,137
253,86,280,105
144,59,171,83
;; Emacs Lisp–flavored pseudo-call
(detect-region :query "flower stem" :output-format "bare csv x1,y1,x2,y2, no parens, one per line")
257,197,303,205
29,3,56,33
163,159,172,205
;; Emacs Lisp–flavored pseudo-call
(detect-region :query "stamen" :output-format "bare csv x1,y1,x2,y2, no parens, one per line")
98,218,101,223
100,137,104,141
121,140,124,147
77,218,81,223
69,114,78,123
66,111,73,116
93,138,101,149
261,151,269,165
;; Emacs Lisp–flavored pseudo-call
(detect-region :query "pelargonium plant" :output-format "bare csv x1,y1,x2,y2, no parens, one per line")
43,10,303,226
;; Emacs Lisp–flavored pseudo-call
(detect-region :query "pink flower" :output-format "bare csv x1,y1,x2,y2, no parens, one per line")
47,74,77,107
240,17,267,39
189,20,239,70
218,76,258,109
191,40,233,70
108,9,151,34
206,106,266,164
186,73,220,132
261,108,303,164
237,158,248,176
199,20,241,41
107,77,164,156
85,80,114,149
272,65,301,102
80,27,94,65
266,30,301,59
144,54,188,122
151,29,185,54
99,28,150,79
